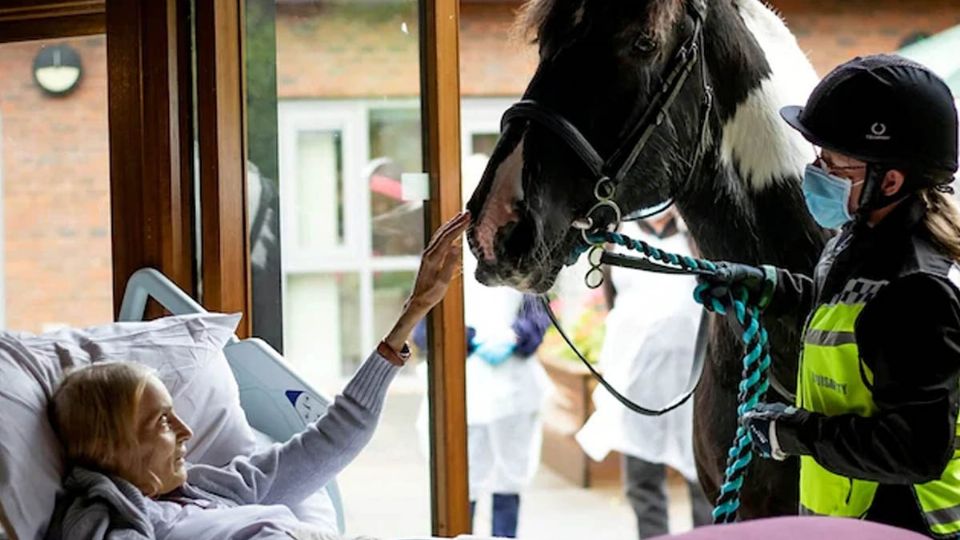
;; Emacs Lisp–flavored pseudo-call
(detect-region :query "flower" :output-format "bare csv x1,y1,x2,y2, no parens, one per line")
540,291,607,364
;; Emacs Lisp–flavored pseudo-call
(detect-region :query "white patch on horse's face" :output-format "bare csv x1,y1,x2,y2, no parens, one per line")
475,138,525,261
721,0,818,190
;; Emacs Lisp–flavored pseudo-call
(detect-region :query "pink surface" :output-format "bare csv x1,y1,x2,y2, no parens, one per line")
370,174,403,200
650,517,927,540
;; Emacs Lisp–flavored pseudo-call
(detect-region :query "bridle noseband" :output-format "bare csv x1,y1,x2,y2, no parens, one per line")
489,3,723,419
500,2,714,255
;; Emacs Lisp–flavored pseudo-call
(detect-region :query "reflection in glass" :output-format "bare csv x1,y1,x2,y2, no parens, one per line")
284,272,361,389
368,108,424,257
249,1,432,537
296,129,344,250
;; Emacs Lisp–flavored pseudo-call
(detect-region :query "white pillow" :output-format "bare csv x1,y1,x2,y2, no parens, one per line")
0,312,250,540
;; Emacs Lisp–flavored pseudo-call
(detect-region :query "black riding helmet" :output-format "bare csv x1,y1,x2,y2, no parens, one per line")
781,54,959,211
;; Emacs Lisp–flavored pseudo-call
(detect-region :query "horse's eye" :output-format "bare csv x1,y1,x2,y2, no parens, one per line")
633,33,658,54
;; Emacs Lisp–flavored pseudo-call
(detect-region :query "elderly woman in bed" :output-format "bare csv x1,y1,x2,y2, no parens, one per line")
45,212,471,540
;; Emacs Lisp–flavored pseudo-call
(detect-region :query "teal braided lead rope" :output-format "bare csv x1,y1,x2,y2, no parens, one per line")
583,231,771,524
588,231,718,274
710,288,773,524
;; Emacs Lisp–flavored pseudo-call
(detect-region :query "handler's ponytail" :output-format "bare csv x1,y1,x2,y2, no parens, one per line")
919,187,960,262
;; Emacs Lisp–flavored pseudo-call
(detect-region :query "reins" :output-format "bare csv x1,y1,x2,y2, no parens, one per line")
520,0,720,421
497,0,776,523
551,230,774,524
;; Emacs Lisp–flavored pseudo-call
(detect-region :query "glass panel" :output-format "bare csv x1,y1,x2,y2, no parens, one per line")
295,129,344,250
470,133,498,158
246,0,433,537
283,272,361,393
369,108,421,174
0,37,112,333
368,108,424,257
246,0,284,351
372,270,417,358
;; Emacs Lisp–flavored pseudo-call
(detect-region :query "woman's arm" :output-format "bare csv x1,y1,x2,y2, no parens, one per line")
187,212,471,506
186,350,398,505
765,268,816,318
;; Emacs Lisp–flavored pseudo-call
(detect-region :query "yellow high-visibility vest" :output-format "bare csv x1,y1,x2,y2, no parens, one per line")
798,290,960,537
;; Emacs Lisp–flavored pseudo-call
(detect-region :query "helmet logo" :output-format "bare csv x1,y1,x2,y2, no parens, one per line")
866,122,891,141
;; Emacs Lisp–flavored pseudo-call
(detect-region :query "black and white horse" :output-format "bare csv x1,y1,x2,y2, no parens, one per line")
466,0,829,517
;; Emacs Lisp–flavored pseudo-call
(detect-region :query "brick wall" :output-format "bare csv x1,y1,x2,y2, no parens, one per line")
0,36,112,332
276,3,537,98
773,0,960,75
0,3,957,332
276,1,960,98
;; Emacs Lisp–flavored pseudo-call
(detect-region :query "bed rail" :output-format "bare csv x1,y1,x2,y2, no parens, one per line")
118,267,346,533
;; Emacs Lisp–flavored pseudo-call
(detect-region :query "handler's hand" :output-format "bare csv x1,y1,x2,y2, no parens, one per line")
742,402,807,461
384,211,470,351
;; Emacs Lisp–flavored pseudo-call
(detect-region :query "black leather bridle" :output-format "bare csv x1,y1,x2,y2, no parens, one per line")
500,1,714,242
498,2,718,417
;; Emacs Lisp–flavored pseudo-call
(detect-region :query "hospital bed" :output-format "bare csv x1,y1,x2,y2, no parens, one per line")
117,268,347,534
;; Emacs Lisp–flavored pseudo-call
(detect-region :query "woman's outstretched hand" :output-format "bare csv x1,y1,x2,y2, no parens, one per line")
384,211,471,352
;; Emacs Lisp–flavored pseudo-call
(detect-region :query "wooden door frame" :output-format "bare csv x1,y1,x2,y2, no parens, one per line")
105,0,253,332
1,0,202,319
0,1,105,44
43,0,466,533
421,0,470,536
106,0,196,314
194,0,252,337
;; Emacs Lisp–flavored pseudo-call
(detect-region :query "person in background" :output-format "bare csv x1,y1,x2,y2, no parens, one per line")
414,258,550,538
414,154,552,538
576,209,712,538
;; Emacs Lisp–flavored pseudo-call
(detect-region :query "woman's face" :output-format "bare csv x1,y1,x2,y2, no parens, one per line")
818,148,867,214
126,375,193,496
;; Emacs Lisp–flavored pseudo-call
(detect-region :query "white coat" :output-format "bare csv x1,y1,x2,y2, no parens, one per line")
575,221,702,482
417,249,552,497
460,250,552,425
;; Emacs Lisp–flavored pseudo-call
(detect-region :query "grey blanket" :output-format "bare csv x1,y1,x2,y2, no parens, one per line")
44,466,154,540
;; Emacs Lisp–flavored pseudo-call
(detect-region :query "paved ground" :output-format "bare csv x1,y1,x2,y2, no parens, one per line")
338,386,695,540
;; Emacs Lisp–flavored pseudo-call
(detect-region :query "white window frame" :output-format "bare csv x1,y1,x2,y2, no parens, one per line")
278,99,423,379
460,97,515,159
278,102,366,267
276,97,518,380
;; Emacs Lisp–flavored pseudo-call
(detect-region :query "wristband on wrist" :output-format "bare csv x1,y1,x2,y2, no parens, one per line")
378,340,411,366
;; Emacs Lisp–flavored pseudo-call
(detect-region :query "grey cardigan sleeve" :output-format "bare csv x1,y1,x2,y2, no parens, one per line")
184,351,400,506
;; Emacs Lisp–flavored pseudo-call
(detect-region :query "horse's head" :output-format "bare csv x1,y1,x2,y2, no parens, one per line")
467,0,715,292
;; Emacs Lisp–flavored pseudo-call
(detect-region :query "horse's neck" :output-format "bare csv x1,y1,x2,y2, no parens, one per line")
678,0,824,271
678,163,824,272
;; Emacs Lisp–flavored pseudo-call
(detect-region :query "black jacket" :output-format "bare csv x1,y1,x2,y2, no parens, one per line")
769,197,960,534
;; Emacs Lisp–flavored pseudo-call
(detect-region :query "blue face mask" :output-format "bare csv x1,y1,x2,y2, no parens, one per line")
801,164,862,229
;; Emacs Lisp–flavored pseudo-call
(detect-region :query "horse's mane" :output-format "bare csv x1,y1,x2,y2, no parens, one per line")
515,0,684,46
514,0,554,43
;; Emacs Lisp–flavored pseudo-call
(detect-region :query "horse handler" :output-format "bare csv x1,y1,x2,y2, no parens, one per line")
699,54,960,537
